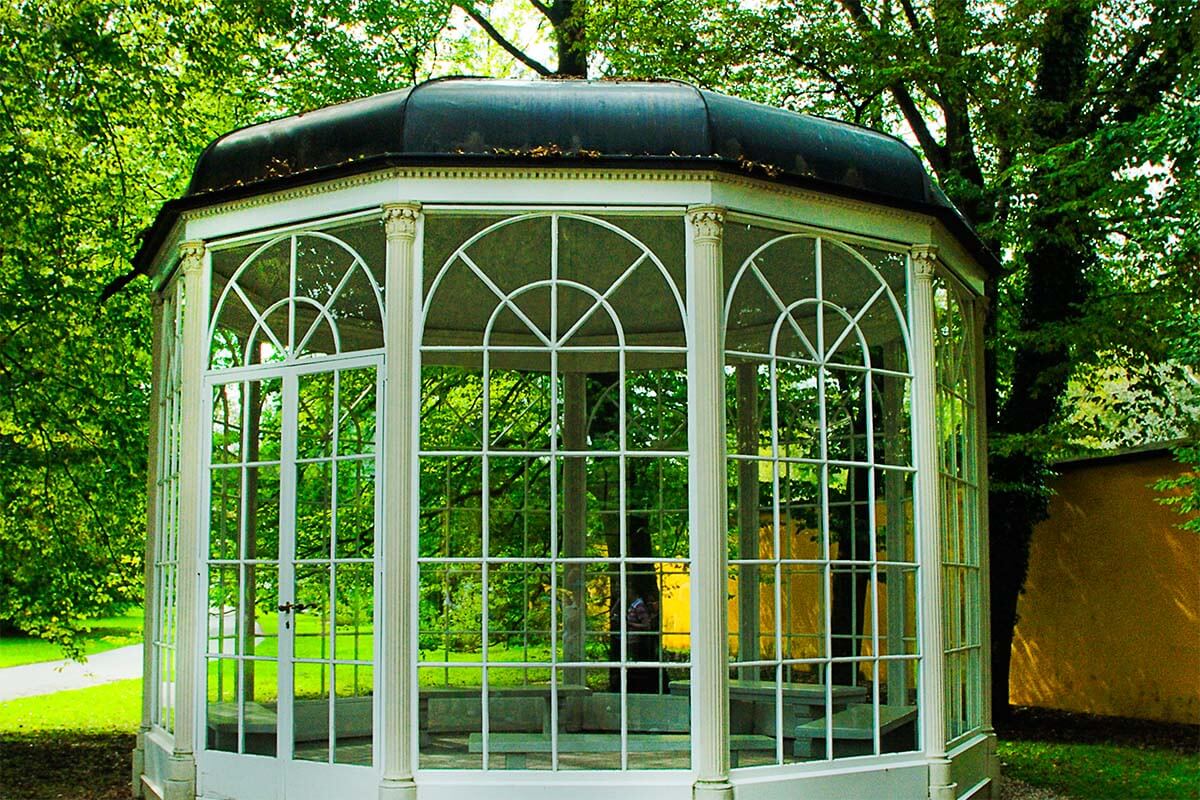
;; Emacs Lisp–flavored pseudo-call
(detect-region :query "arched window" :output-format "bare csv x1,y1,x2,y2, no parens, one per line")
723,228,919,766
417,212,691,770
209,224,385,369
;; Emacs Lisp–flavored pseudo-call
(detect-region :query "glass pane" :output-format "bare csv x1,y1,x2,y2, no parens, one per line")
334,563,374,662
625,369,688,452
781,565,825,661
486,563,551,658
488,456,553,560
560,668,622,771
420,365,485,452
334,662,374,765
335,459,376,560
337,368,377,455
419,457,482,559
246,564,277,661
242,658,279,756
294,662,331,763
488,368,552,451
881,660,919,754
297,372,335,460
419,565,484,660
295,565,333,661
246,465,280,561
211,382,242,465
295,461,332,561
250,378,283,461
419,666,484,769
206,657,241,753
207,567,240,656
209,467,240,561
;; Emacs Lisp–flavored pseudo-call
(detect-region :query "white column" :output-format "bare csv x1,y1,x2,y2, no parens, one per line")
380,202,421,800
972,296,1002,798
133,293,166,797
910,245,955,800
166,241,207,800
686,206,732,800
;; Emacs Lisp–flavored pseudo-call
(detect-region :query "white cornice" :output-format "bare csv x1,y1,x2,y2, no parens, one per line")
179,166,925,227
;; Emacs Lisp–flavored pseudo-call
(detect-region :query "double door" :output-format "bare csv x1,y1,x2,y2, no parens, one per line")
199,355,381,798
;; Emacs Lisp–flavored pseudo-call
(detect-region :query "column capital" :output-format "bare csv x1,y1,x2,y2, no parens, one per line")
179,241,205,275
910,244,939,280
382,202,421,240
687,205,726,243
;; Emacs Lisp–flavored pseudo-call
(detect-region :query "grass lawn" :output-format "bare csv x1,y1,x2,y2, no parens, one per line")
997,706,1200,800
999,739,1198,799
0,609,143,668
0,678,141,734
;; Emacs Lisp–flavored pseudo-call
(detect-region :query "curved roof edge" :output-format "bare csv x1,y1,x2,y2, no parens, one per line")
133,78,1000,276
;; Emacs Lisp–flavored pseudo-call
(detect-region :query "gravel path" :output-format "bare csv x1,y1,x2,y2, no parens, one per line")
0,644,143,701
999,776,1071,800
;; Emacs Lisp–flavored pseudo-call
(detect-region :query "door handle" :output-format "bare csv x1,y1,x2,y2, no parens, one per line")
277,602,313,613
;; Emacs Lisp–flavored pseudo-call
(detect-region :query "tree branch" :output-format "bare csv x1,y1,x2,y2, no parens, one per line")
1105,5,1195,125
455,2,554,76
834,0,951,177
527,0,554,21
899,0,924,38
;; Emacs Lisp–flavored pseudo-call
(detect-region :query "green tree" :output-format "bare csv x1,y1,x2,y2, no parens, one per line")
586,0,1199,719
0,0,454,654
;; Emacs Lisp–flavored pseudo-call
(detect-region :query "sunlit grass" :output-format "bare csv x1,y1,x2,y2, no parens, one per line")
0,679,141,733
0,609,144,668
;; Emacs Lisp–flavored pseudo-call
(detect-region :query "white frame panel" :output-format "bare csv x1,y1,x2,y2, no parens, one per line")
170,171,979,292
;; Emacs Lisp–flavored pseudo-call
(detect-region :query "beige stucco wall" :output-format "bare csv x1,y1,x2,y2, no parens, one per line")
1010,453,1200,723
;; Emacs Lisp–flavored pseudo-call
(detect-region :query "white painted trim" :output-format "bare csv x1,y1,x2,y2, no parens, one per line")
140,295,166,741
731,759,928,800
166,168,982,295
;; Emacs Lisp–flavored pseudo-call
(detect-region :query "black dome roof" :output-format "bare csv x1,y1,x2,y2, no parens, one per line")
136,78,995,272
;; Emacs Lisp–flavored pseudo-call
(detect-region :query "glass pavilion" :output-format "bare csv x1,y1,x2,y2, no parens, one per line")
133,78,999,800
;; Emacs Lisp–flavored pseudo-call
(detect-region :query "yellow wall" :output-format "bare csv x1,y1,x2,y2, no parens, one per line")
660,520,904,668
1010,453,1200,724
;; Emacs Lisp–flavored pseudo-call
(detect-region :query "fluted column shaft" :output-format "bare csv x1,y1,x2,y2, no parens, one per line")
166,241,207,800
379,203,422,800
686,206,733,800
910,245,955,800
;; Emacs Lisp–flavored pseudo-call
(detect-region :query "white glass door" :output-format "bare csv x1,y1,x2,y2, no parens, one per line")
201,354,381,799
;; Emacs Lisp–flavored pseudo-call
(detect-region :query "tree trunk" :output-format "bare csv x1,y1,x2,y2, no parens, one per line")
986,0,1094,723
551,0,589,77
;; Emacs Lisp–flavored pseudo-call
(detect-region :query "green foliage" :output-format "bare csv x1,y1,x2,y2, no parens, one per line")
1155,442,1200,534
0,0,484,657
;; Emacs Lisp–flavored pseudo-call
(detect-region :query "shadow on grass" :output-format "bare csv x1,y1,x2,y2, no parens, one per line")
998,706,1200,754
0,732,134,800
